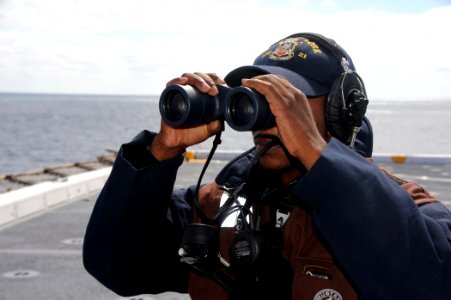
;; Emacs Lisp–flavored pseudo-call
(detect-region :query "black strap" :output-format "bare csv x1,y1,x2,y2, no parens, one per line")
193,131,223,225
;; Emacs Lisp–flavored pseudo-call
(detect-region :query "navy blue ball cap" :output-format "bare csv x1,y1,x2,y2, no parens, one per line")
224,33,356,97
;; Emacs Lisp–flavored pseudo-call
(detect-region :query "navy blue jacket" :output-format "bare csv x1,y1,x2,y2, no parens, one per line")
83,130,451,299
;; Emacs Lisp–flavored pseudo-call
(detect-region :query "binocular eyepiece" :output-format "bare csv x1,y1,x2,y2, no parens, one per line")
159,84,275,131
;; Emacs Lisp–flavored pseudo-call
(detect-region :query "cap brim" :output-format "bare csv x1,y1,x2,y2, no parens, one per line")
224,65,330,97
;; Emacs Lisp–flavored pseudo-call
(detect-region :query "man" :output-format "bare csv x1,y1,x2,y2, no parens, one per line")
83,33,451,299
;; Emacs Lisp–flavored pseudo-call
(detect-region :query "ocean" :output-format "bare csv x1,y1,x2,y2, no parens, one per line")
1,93,451,174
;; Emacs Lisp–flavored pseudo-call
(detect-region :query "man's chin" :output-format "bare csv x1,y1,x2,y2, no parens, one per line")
258,155,304,184
258,153,290,171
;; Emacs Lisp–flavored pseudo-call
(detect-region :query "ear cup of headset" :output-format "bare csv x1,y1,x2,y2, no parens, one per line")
230,230,263,266
325,71,368,144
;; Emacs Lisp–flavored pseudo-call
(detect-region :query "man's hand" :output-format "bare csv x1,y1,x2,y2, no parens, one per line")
242,74,327,170
151,72,225,161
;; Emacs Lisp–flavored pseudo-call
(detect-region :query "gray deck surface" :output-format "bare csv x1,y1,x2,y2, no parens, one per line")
1,160,450,300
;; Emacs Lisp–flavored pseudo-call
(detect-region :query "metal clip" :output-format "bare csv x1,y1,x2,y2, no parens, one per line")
218,253,230,268
276,209,290,228
341,57,351,73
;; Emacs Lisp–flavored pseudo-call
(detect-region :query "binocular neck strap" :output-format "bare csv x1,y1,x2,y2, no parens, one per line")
193,131,224,225
277,138,307,174
252,134,307,174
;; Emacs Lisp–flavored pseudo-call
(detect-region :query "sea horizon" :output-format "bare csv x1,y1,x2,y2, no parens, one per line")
1,92,451,174
2,91,451,102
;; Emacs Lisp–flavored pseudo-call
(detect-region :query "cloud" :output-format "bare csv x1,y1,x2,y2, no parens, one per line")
0,0,450,99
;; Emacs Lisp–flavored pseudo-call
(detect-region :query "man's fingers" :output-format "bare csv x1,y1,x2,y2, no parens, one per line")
178,72,207,92
194,72,225,95
166,72,224,96
241,77,274,97
205,73,225,85
166,76,189,87
241,75,293,111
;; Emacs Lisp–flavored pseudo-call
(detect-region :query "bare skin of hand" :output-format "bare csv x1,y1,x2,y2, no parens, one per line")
151,72,225,161
242,74,327,170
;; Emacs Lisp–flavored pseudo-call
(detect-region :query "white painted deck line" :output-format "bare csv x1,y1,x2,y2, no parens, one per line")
0,167,112,227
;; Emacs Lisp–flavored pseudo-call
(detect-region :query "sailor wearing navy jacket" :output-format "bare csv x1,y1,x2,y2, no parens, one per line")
83,33,451,300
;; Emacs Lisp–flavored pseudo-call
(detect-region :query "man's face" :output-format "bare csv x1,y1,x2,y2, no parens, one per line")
252,95,328,171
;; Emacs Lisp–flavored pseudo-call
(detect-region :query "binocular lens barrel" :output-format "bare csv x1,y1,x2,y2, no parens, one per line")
164,91,188,122
224,87,275,131
225,93,255,127
159,84,222,127
159,84,275,131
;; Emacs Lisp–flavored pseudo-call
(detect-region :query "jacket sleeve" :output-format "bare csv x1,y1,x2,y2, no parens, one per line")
83,130,194,296
293,138,451,299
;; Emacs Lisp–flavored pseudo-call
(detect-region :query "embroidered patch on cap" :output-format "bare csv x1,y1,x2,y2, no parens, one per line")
271,37,303,60
313,288,343,300
263,37,323,62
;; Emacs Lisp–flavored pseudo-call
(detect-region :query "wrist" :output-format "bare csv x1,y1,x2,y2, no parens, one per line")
306,139,327,169
150,135,185,161
293,138,327,170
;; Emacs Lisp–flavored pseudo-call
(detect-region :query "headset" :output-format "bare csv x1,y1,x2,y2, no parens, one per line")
292,33,369,148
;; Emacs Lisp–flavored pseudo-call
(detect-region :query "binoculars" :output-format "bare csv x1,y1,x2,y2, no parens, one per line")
159,84,275,131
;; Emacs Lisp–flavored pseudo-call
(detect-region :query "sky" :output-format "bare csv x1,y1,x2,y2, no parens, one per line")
0,0,450,100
